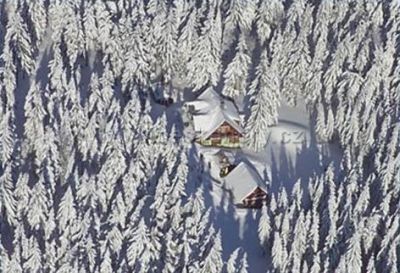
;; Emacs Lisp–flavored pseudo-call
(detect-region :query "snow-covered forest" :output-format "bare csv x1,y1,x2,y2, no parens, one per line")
0,0,399,272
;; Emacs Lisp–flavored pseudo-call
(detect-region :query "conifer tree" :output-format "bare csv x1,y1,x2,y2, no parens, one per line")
255,0,284,45
199,231,223,273
222,34,251,98
245,51,280,151
3,2,35,74
187,2,222,90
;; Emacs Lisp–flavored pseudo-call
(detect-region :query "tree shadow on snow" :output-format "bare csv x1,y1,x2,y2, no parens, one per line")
268,125,343,195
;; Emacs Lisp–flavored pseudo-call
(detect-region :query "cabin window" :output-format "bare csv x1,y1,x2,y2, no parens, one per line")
200,139,212,146
211,137,220,145
232,136,240,143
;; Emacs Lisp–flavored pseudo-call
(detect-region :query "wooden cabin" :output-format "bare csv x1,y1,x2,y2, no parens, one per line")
186,88,244,148
224,162,268,209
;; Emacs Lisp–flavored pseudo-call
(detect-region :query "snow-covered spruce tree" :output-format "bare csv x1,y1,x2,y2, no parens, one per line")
121,22,150,90
0,164,17,225
1,2,32,111
62,0,85,67
245,51,280,151
147,0,168,79
94,1,113,55
176,4,198,83
225,0,255,32
27,0,47,45
23,83,48,167
156,4,179,89
222,0,255,49
222,34,251,98
196,229,224,273
226,248,249,273
48,0,64,47
258,203,272,250
2,1,35,75
255,0,284,45
187,1,222,90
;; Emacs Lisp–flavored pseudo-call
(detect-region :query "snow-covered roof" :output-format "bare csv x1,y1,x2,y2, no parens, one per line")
186,88,243,139
187,88,239,118
223,162,267,203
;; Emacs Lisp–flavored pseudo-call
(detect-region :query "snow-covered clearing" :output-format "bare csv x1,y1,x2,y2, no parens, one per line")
144,87,344,273
191,98,342,273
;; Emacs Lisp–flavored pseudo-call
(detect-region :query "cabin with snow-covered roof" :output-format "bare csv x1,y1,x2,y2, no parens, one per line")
186,88,244,148
223,162,268,208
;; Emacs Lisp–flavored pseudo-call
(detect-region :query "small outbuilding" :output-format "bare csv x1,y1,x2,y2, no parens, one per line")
150,82,174,107
223,162,268,208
